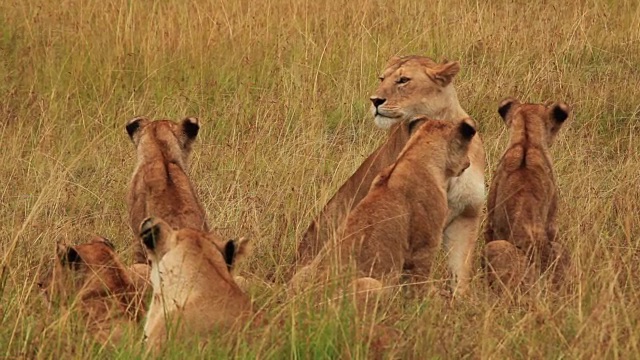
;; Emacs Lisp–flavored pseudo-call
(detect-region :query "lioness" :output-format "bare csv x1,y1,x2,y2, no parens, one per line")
298,56,485,294
484,98,570,291
126,116,209,264
292,119,476,296
139,217,252,352
39,237,144,345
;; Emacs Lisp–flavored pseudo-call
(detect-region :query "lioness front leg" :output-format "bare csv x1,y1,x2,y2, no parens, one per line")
443,213,480,296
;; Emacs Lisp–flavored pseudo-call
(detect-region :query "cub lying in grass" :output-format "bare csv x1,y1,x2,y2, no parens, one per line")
39,237,145,345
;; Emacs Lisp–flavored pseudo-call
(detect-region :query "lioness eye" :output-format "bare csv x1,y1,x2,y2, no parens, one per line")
378,76,384,82
396,76,410,84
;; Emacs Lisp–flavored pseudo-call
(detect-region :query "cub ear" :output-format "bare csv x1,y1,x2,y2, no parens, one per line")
407,116,428,135
125,116,149,140
551,102,570,123
222,237,251,270
97,237,115,251
457,121,477,142
57,243,83,270
497,97,519,121
139,217,162,251
430,61,460,86
181,117,200,140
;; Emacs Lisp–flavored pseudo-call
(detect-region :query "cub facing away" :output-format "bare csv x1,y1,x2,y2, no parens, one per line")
139,217,252,352
126,116,209,264
484,98,570,291
292,118,477,295
39,237,145,345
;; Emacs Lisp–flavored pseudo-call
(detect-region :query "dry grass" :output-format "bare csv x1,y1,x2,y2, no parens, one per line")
1,0,639,358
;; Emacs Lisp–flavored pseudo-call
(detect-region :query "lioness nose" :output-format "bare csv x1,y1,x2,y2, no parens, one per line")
370,96,386,108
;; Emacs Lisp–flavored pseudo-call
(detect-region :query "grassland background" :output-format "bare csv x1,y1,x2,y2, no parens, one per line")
1,0,639,358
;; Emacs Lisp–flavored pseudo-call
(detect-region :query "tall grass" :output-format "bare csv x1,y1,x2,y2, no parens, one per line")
1,0,639,357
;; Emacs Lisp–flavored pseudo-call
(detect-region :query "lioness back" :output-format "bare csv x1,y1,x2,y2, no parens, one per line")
126,116,208,264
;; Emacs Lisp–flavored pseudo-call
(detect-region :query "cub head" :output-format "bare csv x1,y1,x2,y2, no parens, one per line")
406,117,476,177
39,237,123,304
125,116,201,163
139,217,250,274
498,98,570,146
370,56,461,129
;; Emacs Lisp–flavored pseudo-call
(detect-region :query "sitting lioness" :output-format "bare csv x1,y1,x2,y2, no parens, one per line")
298,56,485,295
292,118,477,296
484,98,570,292
39,237,144,345
139,217,252,352
125,116,209,265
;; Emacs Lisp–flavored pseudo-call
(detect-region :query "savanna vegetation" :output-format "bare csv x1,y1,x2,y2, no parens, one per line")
1,0,639,358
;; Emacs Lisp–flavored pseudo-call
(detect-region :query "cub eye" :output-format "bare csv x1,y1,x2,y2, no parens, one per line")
396,76,410,84
378,76,384,82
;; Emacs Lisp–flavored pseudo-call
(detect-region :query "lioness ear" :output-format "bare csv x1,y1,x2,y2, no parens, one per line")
181,117,200,140
430,61,460,86
497,97,519,122
223,237,251,270
551,102,570,124
125,116,149,141
57,243,83,270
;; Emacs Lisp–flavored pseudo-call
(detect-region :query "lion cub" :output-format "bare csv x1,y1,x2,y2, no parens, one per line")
139,217,252,352
39,237,144,345
126,116,209,264
292,118,476,295
484,98,570,291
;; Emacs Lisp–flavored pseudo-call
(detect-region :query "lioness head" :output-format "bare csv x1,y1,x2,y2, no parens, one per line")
370,56,462,129
402,116,477,177
497,98,570,146
125,116,200,165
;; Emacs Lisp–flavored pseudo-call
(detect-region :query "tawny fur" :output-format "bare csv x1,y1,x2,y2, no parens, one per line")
139,217,252,353
293,119,476,296
299,55,485,294
126,116,209,264
297,118,425,267
39,237,145,345
484,98,570,291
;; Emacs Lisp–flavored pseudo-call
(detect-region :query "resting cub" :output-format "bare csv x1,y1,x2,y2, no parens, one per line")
126,116,209,264
484,98,570,291
292,118,476,295
139,217,252,352
39,237,144,345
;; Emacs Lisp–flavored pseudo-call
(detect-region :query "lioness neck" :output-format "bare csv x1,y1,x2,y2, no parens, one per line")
430,87,469,121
